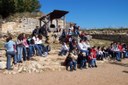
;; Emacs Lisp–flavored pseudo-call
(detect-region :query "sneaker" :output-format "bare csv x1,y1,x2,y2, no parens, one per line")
95,65,97,68
6,68,13,70
74,68,77,71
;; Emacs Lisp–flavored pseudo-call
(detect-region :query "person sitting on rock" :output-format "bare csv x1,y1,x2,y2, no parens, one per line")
32,26,40,36
77,52,87,69
91,46,97,68
64,53,77,71
78,39,89,56
27,35,35,58
97,46,104,60
59,42,69,56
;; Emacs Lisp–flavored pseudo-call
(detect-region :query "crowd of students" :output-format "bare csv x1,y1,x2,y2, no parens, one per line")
3,24,128,71
4,33,50,70
58,24,128,71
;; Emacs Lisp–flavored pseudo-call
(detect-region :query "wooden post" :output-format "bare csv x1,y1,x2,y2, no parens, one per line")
39,20,41,27
63,15,66,29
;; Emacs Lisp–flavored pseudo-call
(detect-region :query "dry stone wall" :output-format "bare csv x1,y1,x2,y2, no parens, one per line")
91,34,128,43
1,18,40,33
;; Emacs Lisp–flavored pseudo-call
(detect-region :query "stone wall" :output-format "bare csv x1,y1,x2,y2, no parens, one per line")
1,17,40,33
91,34,128,43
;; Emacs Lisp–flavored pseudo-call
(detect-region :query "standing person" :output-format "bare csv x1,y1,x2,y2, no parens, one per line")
60,29,67,43
16,34,24,63
22,33,29,60
4,36,17,70
69,24,74,32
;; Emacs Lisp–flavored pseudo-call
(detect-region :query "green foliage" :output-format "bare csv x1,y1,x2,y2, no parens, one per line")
0,0,15,18
0,0,41,19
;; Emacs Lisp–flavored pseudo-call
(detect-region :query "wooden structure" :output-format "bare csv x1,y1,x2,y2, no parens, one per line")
39,10,69,32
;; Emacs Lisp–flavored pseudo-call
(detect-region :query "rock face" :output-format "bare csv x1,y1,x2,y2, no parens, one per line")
2,56,66,74
1,18,39,33
0,61,6,70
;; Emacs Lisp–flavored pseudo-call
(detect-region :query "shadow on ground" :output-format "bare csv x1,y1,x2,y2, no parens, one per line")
122,70,128,74
109,61,128,67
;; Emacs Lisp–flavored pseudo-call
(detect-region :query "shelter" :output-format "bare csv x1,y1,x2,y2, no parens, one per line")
39,10,69,32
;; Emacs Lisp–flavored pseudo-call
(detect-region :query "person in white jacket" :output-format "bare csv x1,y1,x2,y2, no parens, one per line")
59,42,69,56
78,40,89,56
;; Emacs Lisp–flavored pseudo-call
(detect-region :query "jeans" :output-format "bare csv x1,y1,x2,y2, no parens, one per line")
81,50,89,56
23,46,28,61
60,50,68,55
6,51,17,70
17,46,23,62
69,61,77,71
92,58,97,67
34,44,42,56
116,51,121,61
80,59,87,68
28,45,35,57
97,54,104,60
125,51,128,58
103,52,109,59
38,44,44,54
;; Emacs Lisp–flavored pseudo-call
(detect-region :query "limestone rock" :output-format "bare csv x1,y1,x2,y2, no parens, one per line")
0,61,6,69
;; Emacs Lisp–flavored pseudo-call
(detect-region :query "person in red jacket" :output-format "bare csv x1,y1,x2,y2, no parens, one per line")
91,46,97,67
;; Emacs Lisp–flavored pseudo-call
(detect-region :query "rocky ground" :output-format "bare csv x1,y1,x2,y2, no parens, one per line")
0,59,128,85
0,39,128,85
0,39,112,74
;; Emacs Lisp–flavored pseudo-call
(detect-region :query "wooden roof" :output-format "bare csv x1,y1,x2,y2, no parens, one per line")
39,10,69,21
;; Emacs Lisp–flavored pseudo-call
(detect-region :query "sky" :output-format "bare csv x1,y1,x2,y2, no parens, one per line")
39,0,128,29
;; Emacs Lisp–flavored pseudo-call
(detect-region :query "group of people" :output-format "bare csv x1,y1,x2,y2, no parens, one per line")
58,24,98,71
4,33,50,70
3,23,128,71
60,41,128,71
58,24,128,71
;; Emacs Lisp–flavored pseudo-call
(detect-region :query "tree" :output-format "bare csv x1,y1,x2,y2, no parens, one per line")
13,0,41,12
0,0,15,18
0,0,41,19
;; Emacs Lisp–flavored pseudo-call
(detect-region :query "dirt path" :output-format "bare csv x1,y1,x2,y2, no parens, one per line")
0,59,128,85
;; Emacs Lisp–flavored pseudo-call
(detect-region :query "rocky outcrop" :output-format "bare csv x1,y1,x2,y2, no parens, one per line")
2,56,66,74
1,18,39,33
